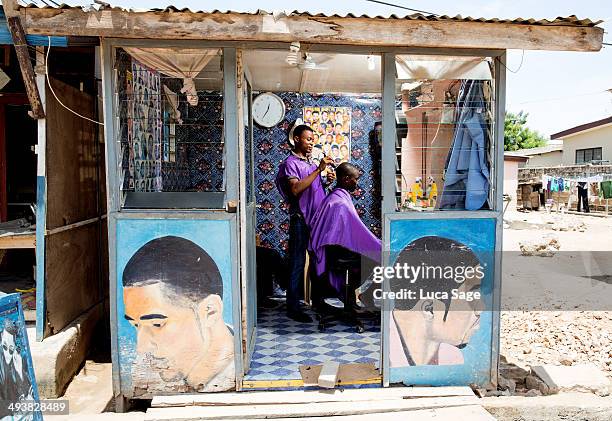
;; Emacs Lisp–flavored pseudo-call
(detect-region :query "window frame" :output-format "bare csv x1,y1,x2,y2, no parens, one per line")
107,43,231,211
575,147,602,164
388,55,498,213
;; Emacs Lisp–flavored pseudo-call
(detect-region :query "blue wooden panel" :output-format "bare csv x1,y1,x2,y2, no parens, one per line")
386,217,496,387
0,9,67,47
35,175,46,341
115,218,237,396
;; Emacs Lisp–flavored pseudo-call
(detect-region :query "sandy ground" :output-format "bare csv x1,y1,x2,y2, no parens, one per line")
501,209,612,380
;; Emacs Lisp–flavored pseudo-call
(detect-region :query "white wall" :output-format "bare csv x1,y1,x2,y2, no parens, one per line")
525,150,563,168
504,159,520,205
561,124,612,165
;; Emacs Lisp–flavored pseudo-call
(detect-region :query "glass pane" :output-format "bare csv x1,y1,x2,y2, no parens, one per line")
585,149,593,162
594,148,602,161
114,47,225,205
576,150,585,164
395,55,495,211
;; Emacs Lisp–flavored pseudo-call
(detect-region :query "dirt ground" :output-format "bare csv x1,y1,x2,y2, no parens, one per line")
501,209,612,380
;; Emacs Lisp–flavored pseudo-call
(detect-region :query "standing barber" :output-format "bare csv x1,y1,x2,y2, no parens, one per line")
276,124,335,323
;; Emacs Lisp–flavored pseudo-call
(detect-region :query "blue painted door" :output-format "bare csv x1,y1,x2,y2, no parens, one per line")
115,217,239,396
383,215,496,387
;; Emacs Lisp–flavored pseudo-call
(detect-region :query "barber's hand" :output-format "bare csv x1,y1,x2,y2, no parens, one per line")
318,156,333,173
326,170,336,184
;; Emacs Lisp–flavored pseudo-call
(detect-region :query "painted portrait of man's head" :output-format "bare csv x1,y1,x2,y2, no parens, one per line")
390,236,484,367
0,316,34,405
122,236,235,392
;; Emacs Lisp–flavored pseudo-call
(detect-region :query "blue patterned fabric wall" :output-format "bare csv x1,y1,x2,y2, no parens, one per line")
116,48,225,193
254,92,382,255
170,92,225,192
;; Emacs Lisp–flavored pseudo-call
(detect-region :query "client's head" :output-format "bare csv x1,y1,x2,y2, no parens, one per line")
336,163,360,192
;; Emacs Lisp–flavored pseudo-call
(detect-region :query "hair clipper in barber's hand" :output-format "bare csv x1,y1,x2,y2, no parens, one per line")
325,158,337,184
318,155,334,178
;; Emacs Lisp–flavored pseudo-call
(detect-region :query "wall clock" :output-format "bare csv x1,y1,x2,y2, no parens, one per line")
252,92,285,128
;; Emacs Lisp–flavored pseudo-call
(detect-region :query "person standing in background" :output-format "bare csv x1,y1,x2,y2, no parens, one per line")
577,182,589,213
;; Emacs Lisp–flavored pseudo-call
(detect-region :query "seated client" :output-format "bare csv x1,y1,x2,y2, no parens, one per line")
309,163,382,299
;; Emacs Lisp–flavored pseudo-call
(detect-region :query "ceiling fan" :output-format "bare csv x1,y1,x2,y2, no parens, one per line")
298,54,329,71
285,42,330,71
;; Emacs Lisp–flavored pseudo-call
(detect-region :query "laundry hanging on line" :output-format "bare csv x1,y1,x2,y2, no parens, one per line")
541,174,612,199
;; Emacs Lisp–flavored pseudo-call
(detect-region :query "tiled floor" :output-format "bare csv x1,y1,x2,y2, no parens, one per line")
245,304,380,381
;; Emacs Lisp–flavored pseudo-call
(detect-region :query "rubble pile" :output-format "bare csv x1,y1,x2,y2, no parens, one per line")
472,311,612,398
519,235,561,257
551,220,587,232
500,311,612,382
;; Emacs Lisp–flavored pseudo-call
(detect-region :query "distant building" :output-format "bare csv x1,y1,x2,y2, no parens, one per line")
506,115,612,168
551,116,612,166
505,144,563,168
503,154,529,207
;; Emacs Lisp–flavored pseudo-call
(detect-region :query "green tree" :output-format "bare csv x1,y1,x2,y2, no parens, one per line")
504,111,547,151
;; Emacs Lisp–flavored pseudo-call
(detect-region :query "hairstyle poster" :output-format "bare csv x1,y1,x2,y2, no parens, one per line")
386,217,495,387
0,293,42,420
116,218,236,396
128,60,163,192
303,106,351,166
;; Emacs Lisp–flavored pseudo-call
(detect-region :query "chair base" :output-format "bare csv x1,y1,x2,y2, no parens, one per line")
316,306,365,334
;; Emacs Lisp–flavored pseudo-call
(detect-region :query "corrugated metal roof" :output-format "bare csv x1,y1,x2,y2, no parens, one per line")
19,2,603,27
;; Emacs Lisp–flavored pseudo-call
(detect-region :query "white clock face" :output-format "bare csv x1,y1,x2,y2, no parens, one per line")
252,92,285,128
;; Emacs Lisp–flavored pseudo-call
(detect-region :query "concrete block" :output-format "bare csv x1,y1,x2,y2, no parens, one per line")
525,375,555,396
28,304,103,398
497,376,516,393
499,363,530,384
531,364,611,397
318,361,340,389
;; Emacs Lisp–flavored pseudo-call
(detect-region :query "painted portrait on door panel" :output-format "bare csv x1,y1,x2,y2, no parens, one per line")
389,236,485,367
122,235,235,392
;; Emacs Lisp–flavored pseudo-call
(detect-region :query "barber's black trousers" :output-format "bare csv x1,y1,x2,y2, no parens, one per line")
577,186,589,213
287,214,308,314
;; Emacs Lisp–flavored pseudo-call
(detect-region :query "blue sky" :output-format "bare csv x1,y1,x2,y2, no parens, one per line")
52,0,611,138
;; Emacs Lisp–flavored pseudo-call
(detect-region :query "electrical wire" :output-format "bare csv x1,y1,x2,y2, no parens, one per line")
496,50,525,74
45,36,104,126
364,0,439,16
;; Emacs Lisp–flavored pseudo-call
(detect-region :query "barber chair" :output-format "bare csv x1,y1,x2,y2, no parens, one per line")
316,246,365,333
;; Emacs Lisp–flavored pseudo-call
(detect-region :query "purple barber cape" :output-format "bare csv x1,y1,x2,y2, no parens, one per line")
309,188,382,291
275,154,326,226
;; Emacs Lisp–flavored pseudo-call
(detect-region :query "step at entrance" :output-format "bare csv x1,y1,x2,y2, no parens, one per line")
145,386,496,420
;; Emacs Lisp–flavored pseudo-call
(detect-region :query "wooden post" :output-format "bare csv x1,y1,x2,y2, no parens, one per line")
4,0,45,119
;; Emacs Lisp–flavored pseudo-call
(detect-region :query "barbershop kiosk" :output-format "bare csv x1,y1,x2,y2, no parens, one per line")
21,6,601,406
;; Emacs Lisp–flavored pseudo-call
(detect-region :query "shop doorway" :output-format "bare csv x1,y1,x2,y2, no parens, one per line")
0,102,37,321
240,49,384,388
0,44,39,322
